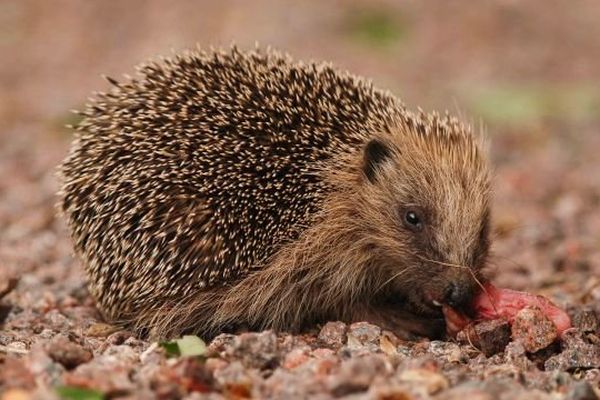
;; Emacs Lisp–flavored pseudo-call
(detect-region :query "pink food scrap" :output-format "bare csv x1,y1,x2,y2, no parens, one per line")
472,282,571,334
444,282,572,336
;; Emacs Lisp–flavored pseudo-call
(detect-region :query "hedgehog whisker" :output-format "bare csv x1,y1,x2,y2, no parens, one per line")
490,253,526,270
373,266,416,295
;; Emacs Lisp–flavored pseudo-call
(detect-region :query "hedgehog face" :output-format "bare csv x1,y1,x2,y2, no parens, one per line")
359,130,491,320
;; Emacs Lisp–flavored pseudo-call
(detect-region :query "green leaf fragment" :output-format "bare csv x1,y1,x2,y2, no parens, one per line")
56,386,105,400
160,335,206,358
160,340,181,357
176,335,206,357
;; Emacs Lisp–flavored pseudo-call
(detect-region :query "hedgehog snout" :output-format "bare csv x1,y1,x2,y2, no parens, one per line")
442,281,475,309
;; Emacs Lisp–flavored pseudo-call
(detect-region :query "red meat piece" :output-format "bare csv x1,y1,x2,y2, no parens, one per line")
444,282,572,337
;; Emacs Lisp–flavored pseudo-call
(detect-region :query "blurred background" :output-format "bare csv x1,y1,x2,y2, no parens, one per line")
1,0,599,302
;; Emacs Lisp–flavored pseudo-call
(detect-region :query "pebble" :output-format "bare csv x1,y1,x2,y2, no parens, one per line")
458,319,511,357
379,333,398,356
226,331,280,370
571,308,599,333
104,330,134,346
205,357,228,374
213,361,254,398
41,310,72,332
207,333,236,356
346,322,381,352
0,358,36,390
581,368,600,385
85,323,120,337
6,341,27,352
45,335,92,369
511,306,558,352
327,355,388,396
282,348,310,369
503,341,534,370
0,276,19,301
27,343,65,385
102,344,139,364
63,363,135,394
0,389,32,400
545,330,600,371
367,384,417,400
398,368,449,395
564,381,598,400
311,348,335,359
169,358,214,393
318,321,347,348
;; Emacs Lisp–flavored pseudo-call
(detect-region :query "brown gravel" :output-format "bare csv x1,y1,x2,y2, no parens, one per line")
511,306,558,353
572,308,600,334
45,334,92,370
458,319,512,357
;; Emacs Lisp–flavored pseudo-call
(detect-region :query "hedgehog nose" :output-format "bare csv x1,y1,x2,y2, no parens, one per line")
443,282,474,309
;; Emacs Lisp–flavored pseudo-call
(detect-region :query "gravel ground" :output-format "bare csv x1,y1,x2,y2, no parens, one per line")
1,1,600,399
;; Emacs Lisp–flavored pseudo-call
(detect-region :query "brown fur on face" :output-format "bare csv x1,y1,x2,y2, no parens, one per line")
352,116,491,335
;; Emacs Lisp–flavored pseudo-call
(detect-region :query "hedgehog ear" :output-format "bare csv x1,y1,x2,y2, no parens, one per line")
363,139,392,183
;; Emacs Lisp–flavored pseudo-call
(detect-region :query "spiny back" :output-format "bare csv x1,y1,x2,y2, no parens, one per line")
60,47,406,319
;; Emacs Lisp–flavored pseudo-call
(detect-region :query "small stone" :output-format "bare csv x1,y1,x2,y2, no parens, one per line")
313,357,338,378
226,331,279,370
379,333,397,356
565,381,598,400
213,361,254,398
122,336,146,350
0,389,32,400
0,275,19,301
367,384,416,400
545,330,600,371
511,306,558,352
282,348,310,369
427,341,464,364
318,321,347,348
581,368,600,384
105,330,134,346
504,340,526,361
347,322,381,352
447,346,465,364
85,323,120,337
441,384,495,400
6,342,27,352
476,319,511,356
571,308,599,333
63,364,135,394
168,358,214,393
46,335,92,369
0,304,12,325
207,333,236,356
398,368,449,395
311,348,335,359
328,355,388,396
27,343,64,385
204,357,228,374
458,319,511,357
0,357,36,390
150,367,184,399
102,344,139,364
528,342,561,370
42,310,72,331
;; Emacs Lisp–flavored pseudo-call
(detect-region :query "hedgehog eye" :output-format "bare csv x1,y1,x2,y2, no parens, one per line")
403,210,424,232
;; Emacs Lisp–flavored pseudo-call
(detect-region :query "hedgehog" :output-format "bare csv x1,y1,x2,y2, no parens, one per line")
59,46,491,340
